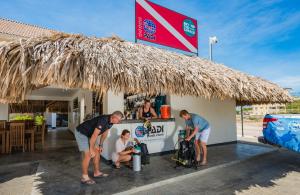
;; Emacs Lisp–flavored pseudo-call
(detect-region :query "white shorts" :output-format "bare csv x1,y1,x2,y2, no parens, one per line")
196,127,210,143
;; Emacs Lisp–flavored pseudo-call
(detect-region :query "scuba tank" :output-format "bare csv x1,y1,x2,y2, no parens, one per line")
178,129,186,141
133,145,141,171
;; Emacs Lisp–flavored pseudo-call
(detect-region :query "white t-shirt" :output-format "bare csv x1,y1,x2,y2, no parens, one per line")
112,138,132,162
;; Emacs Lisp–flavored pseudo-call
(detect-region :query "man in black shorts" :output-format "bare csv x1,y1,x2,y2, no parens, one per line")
75,111,123,185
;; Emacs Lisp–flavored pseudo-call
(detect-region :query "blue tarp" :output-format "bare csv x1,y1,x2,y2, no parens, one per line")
263,114,300,153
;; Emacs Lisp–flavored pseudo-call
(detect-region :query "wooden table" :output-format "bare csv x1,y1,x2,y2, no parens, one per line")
1,120,36,153
1,129,35,153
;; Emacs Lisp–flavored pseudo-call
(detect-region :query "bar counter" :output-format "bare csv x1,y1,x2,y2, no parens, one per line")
101,118,177,160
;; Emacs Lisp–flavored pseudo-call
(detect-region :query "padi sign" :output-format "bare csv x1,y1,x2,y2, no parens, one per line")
135,0,198,54
134,125,166,140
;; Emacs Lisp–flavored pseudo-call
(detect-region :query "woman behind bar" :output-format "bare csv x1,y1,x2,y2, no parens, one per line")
138,99,158,119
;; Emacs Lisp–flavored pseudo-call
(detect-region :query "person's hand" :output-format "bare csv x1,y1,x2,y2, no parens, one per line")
134,138,139,143
185,136,191,141
90,148,96,158
95,146,103,153
131,148,136,153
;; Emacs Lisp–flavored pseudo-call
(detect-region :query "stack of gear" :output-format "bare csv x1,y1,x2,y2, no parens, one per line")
176,140,197,169
172,130,197,169
138,143,150,165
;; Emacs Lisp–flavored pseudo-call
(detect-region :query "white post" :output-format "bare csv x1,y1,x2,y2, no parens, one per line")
209,36,218,61
80,94,85,123
241,106,244,137
209,42,212,61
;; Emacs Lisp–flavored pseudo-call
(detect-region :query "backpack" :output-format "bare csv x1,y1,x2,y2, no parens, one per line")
176,140,197,168
139,143,150,165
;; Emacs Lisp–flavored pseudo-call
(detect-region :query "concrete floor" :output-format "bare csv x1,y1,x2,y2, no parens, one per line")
131,150,300,195
0,129,284,195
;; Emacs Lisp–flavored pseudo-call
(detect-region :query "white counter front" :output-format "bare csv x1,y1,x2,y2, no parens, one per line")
101,119,177,160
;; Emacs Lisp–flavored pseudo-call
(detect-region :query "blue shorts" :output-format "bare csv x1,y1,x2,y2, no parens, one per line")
196,127,211,143
74,129,99,152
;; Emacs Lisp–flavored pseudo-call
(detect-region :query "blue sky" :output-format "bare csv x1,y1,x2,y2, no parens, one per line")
1,0,300,95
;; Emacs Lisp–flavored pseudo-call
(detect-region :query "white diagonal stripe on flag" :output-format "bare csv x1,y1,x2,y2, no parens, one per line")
136,0,197,53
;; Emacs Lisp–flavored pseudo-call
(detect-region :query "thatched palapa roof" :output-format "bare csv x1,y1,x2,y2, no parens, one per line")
0,33,293,104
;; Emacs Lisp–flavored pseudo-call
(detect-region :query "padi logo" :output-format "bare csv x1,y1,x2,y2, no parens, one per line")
143,19,156,40
135,126,146,138
143,19,156,34
135,125,165,139
147,125,164,138
183,19,196,37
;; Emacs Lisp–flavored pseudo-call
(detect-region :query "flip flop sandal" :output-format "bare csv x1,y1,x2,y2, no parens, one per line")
199,162,208,166
93,172,109,178
81,178,95,185
113,164,121,169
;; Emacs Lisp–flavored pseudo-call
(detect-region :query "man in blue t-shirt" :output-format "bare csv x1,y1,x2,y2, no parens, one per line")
180,110,211,165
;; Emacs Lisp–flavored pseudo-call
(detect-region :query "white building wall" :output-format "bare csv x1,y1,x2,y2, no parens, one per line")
68,89,93,133
103,90,124,114
169,95,237,145
0,104,8,120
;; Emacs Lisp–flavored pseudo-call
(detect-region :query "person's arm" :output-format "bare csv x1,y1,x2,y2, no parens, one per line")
119,148,134,155
150,107,158,119
138,107,145,119
185,126,191,138
186,117,202,141
98,129,109,153
186,126,199,141
115,140,134,156
90,128,101,157
134,138,140,145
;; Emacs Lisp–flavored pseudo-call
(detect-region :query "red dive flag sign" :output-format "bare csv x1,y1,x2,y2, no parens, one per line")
135,0,198,54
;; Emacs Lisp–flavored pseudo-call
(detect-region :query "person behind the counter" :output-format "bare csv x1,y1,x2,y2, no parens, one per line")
112,129,140,169
75,111,124,185
138,99,158,119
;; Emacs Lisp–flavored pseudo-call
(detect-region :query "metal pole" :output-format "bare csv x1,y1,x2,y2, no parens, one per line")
241,106,244,137
134,0,137,43
209,42,212,61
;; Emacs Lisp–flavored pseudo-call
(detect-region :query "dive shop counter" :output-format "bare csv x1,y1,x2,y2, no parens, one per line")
101,118,177,160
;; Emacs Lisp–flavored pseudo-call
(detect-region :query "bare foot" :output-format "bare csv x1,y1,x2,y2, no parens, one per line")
114,162,121,169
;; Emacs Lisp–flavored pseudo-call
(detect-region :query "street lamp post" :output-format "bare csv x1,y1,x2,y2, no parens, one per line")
209,36,218,61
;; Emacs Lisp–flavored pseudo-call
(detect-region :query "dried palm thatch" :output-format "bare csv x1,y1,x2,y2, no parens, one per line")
0,33,293,105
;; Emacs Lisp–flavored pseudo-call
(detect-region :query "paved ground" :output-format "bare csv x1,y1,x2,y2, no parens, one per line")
237,122,262,138
0,129,278,195
125,150,300,195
